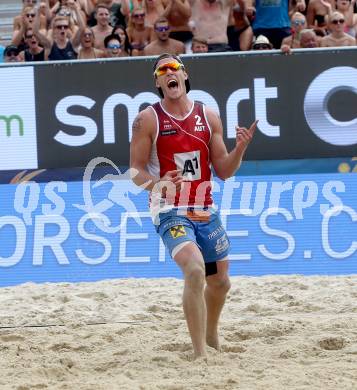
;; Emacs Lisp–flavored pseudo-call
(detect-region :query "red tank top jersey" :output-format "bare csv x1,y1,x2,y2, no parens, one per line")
148,101,213,208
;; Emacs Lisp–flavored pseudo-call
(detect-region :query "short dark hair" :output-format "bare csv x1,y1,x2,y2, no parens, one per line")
95,3,110,13
104,33,121,48
153,53,191,98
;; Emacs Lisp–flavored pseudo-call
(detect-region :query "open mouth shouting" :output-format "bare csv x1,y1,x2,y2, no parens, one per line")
167,79,179,90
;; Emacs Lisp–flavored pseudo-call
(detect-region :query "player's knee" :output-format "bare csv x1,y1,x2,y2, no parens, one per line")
208,277,231,295
185,264,206,290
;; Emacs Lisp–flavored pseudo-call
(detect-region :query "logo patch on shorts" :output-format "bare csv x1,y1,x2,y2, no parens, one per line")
215,234,229,254
170,225,186,238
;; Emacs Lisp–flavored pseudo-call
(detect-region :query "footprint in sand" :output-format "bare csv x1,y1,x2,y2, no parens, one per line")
158,343,192,352
76,292,109,301
1,334,25,342
221,344,246,353
318,336,347,350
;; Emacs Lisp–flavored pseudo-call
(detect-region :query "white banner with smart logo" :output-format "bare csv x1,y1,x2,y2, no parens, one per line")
0,66,38,170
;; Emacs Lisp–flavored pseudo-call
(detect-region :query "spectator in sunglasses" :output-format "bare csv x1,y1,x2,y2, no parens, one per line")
92,4,114,49
251,34,273,50
78,28,105,59
13,1,48,42
281,12,307,51
112,24,132,56
320,11,356,46
3,45,22,63
335,0,357,38
18,27,48,61
144,17,185,55
12,6,47,49
126,7,154,56
33,2,84,60
104,33,123,57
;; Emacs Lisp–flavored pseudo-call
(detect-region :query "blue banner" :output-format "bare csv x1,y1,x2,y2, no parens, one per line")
0,172,356,287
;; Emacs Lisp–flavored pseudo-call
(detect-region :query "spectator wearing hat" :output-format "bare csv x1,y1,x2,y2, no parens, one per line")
3,45,21,62
320,11,356,46
143,16,185,55
191,35,208,52
251,34,273,49
246,0,306,49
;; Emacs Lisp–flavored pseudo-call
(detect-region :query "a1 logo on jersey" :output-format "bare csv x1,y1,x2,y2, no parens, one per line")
194,115,205,132
174,150,201,181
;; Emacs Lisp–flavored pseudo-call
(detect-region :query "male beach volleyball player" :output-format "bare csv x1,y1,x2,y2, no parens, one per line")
130,54,257,359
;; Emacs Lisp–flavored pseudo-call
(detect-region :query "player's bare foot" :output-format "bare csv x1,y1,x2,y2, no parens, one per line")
206,334,220,351
192,354,208,362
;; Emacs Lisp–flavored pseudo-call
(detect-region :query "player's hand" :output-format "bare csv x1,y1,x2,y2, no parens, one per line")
154,169,184,199
235,120,258,151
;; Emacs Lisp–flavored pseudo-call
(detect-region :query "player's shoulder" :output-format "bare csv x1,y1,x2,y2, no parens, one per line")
199,104,222,133
201,104,219,121
132,106,158,135
136,105,157,122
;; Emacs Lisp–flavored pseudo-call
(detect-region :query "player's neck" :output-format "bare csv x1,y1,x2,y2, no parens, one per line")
161,96,192,119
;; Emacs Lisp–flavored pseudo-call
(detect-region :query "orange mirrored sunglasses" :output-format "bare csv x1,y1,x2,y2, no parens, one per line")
154,62,184,77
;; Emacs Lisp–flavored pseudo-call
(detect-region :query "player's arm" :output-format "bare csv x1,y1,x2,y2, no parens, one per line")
130,107,184,192
130,108,159,191
207,107,257,180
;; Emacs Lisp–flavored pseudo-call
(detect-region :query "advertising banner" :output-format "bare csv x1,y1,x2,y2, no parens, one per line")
0,66,38,170
1,49,356,171
0,169,356,287
33,51,357,168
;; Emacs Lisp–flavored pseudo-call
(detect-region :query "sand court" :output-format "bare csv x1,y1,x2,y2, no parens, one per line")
0,275,356,390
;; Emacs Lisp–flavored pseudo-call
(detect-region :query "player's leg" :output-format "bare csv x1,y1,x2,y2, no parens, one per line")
195,209,231,350
173,241,207,358
205,259,231,350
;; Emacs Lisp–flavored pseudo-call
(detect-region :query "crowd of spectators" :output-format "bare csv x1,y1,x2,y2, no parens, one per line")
1,0,356,63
